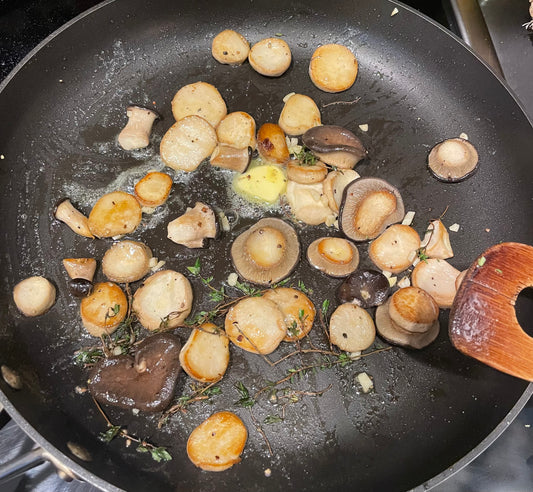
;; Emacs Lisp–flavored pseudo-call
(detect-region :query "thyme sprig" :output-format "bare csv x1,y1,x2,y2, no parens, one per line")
295,146,318,166
93,397,172,463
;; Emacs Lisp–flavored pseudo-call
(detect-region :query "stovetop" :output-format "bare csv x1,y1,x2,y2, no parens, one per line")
1,1,532,491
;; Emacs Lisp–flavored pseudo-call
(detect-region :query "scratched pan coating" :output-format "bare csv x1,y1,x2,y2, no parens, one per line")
0,0,532,491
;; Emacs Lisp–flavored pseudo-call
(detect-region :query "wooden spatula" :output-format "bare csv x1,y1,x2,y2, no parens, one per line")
449,242,533,381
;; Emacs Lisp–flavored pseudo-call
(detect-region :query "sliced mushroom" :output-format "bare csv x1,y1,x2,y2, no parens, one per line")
421,219,454,259
339,178,404,241
230,218,299,286
13,276,56,317
102,240,153,283
428,137,479,182
309,44,358,93
368,224,421,274
307,237,359,277
54,199,94,238
278,93,321,136
225,296,286,354
262,287,316,341
285,180,336,226
171,81,227,127
89,333,182,413
88,191,142,238
80,282,127,337
411,258,461,309
211,29,250,66
216,111,256,150
134,171,173,208
329,304,376,352
337,269,390,308
248,37,292,77
210,144,252,173
117,105,159,150
132,270,193,331
302,125,367,169
375,287,440,349
167,202,218,248
286,160,327,184
322,169,360,213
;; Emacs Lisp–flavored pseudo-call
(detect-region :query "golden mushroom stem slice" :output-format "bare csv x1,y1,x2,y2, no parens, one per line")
248,38,292,77
307,237,359,278
80,282,127,337
134,171,172,208
257,123,290,165
411,258,461,309
102,240,153,283
262,287,316,342
339,177,404,242
171,81,227,127
388,286,440,334
167,202,218,249
216,111,256,150
375,298,440,349
329,304,376,352
211,30,250,66
230,218,300,286
368,224,421,274
428,137,479,182
13,276,56,317
278,93,321,136
88,191,142,238
286,160,327,184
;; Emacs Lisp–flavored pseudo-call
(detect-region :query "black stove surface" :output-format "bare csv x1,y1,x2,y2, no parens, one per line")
1,1,532,491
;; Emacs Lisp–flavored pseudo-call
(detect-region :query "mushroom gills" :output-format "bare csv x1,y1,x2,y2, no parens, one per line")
307,237,359,277
302,125,367,169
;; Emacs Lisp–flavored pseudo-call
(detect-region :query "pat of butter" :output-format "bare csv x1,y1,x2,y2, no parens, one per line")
234,165,287,203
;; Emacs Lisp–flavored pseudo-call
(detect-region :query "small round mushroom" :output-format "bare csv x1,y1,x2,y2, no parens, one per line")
117,105,160,151
286,160,328,184
337,269,390,308
339,178,405,242
210,144,252,173
278,93,321,136
302,125,367,169
230,218,300,286
307,237,359,277
102,240,153,283
211,29,250,65
167,202,218,248
69,278,94,298
248,38,292,77
54,199,94,238
428,137,479,182
13,276,56,317
88,191,142,238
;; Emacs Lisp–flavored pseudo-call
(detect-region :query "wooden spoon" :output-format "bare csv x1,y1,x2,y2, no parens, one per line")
449,242,533,381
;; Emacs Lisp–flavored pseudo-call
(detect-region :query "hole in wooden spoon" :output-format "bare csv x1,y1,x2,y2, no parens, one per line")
516,287,533,337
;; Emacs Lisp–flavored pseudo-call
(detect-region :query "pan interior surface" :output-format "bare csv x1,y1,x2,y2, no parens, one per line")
0,1,532,491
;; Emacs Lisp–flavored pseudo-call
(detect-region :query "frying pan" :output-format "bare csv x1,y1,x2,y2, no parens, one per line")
0,0,532,490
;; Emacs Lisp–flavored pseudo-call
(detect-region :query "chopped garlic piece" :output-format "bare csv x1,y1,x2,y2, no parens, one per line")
459,132,469,140
388,276,397,287
356,372,374,393
391,7,399,16
218,211,230,232
148,257,158,268
412,257,421,267
402,210,415,226
349,351,362,360
227,272,238,286
449,223,460,232
283,92,296,103
151,260,166,272
112,347,122,356
382,270,392,278
132,408,140,416
141,206,156,214
358,124,369,132
112,234,124,240
325,214,338,227
264,469,272,478
398,276,411,288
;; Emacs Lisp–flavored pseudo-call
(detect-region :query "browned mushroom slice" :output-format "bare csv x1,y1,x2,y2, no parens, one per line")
302,125,367,169
307,237,359,277
257,123,290,165
88,333,181,413
428,137,479,182
167,202,218,248
286,160,328,184
230,218,299,286
375,287,440,349
329,304,376,352
368,224,421,274
337,269,390,308
88,191,142,238
411,258,460,309
339,178,405,242
210,144,252,173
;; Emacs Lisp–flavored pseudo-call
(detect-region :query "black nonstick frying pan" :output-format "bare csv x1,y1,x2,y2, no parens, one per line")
0,1,532,491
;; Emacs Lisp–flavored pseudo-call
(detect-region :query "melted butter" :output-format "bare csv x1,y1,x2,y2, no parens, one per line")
233,158,287,204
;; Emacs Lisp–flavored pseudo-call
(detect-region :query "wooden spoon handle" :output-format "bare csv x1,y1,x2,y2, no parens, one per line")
449,242,533,381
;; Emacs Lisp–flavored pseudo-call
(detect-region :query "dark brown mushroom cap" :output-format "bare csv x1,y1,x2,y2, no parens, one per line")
302,125,367,168
307,237,359,277
88,333,181,413
428,137,479,182
231,218,300,286
337,269,390,308
375,299,440,349
339,177,405,242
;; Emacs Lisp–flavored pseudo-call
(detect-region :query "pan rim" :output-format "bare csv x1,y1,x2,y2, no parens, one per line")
0,1,532,491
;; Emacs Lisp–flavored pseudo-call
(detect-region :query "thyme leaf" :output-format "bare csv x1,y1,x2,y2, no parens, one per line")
296,146,318,166
187,258,201,276
234,381,255,408
99,425,122,443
